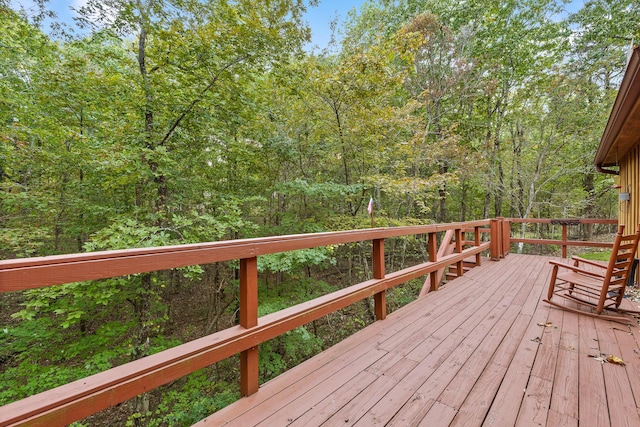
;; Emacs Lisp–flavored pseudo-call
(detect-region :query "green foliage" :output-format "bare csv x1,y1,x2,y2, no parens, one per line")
276,179,367,202
387,278,423,311
148,370,240,427
1,304,183,404
258,247,335,275
257,277,340,317
0,317,130,404
575,250,612,262
259,326,324,381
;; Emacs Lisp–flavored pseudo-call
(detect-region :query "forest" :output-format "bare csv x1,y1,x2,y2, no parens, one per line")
1,0,639,425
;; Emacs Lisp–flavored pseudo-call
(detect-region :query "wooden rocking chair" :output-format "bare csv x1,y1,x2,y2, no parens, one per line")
544,224,640,324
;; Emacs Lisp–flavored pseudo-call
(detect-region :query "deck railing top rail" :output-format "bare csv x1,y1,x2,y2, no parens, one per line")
1,220,489,293
508,217,617,225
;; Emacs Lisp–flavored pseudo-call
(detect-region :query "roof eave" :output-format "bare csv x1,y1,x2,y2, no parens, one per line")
595,46,640,172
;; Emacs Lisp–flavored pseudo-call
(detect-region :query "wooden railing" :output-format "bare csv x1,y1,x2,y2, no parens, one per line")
506,218,619,257
418,223,494,296
0,219,502,427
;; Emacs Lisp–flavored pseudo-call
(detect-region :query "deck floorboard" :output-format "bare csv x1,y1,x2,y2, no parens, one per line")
194,254,640,427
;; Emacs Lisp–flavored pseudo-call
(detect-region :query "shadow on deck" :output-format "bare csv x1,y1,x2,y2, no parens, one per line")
196,254,640,427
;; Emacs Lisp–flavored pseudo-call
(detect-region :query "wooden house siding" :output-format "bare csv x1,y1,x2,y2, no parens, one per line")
620,145,640,231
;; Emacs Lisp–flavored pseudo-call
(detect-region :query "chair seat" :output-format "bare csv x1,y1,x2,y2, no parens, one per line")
557,271,625,293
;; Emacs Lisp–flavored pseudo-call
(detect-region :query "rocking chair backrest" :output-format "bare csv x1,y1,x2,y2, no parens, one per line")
604,225,640,291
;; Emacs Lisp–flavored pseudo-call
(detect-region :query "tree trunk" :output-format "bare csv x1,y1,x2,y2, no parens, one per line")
129,273,153,426
438,163,448,222
581,171,595,240
131,11,159,426
460,179,467,222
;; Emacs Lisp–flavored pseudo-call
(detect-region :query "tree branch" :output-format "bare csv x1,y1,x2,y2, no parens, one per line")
159,55,249,146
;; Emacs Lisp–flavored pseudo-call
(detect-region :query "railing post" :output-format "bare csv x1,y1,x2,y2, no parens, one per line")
561,224,568,258
474,226,482,266
490,218,502,261
455,228,464,277
428,232,439,291
502,218,511,256
240,257,259,396
373,238,386,320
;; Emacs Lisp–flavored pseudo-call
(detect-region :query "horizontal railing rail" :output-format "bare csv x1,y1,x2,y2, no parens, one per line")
506,218,618,258
0,219,498,427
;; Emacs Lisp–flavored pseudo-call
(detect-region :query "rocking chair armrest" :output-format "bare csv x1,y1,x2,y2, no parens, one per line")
570,256,608,269
548,260,606,279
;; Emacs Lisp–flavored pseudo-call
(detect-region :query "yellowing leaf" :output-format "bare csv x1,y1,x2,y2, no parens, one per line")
606,355,625,366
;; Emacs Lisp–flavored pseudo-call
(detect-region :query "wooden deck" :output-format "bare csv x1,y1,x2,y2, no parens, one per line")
195,254,640,427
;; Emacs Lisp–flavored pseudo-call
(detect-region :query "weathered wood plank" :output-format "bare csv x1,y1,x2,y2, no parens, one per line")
518,256,551,317
530,343,557,382
202,340,386,425
354,279,511,427
286,359,417,427
404,295,497,362
612,326,640,409
480,274,551,426
236,349,388,426
319,357,418,426
558,308,579,352
514,375,552,426
578,310,601,355
418,401,457,427
550,348,579,420
351,333,466,426
285,370,378,426
436,303,521,411
445,263,545,426
387,294,510,426
539,302,563,348
546,409,578,427
449,362,508,427
481,314,548,425
597,327,640,427
377,280,488,354
452,312,533,424
578,315,611,427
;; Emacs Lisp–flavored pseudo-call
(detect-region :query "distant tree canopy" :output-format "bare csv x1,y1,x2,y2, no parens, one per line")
1,0,637,424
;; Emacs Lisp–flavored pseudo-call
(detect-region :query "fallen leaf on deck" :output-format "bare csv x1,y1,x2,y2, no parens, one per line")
606,355,625,366
531,336,541,343
537,322,553,327
588,353,626,366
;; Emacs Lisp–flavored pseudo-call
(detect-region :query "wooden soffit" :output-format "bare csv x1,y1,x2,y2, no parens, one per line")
596,46,640,170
